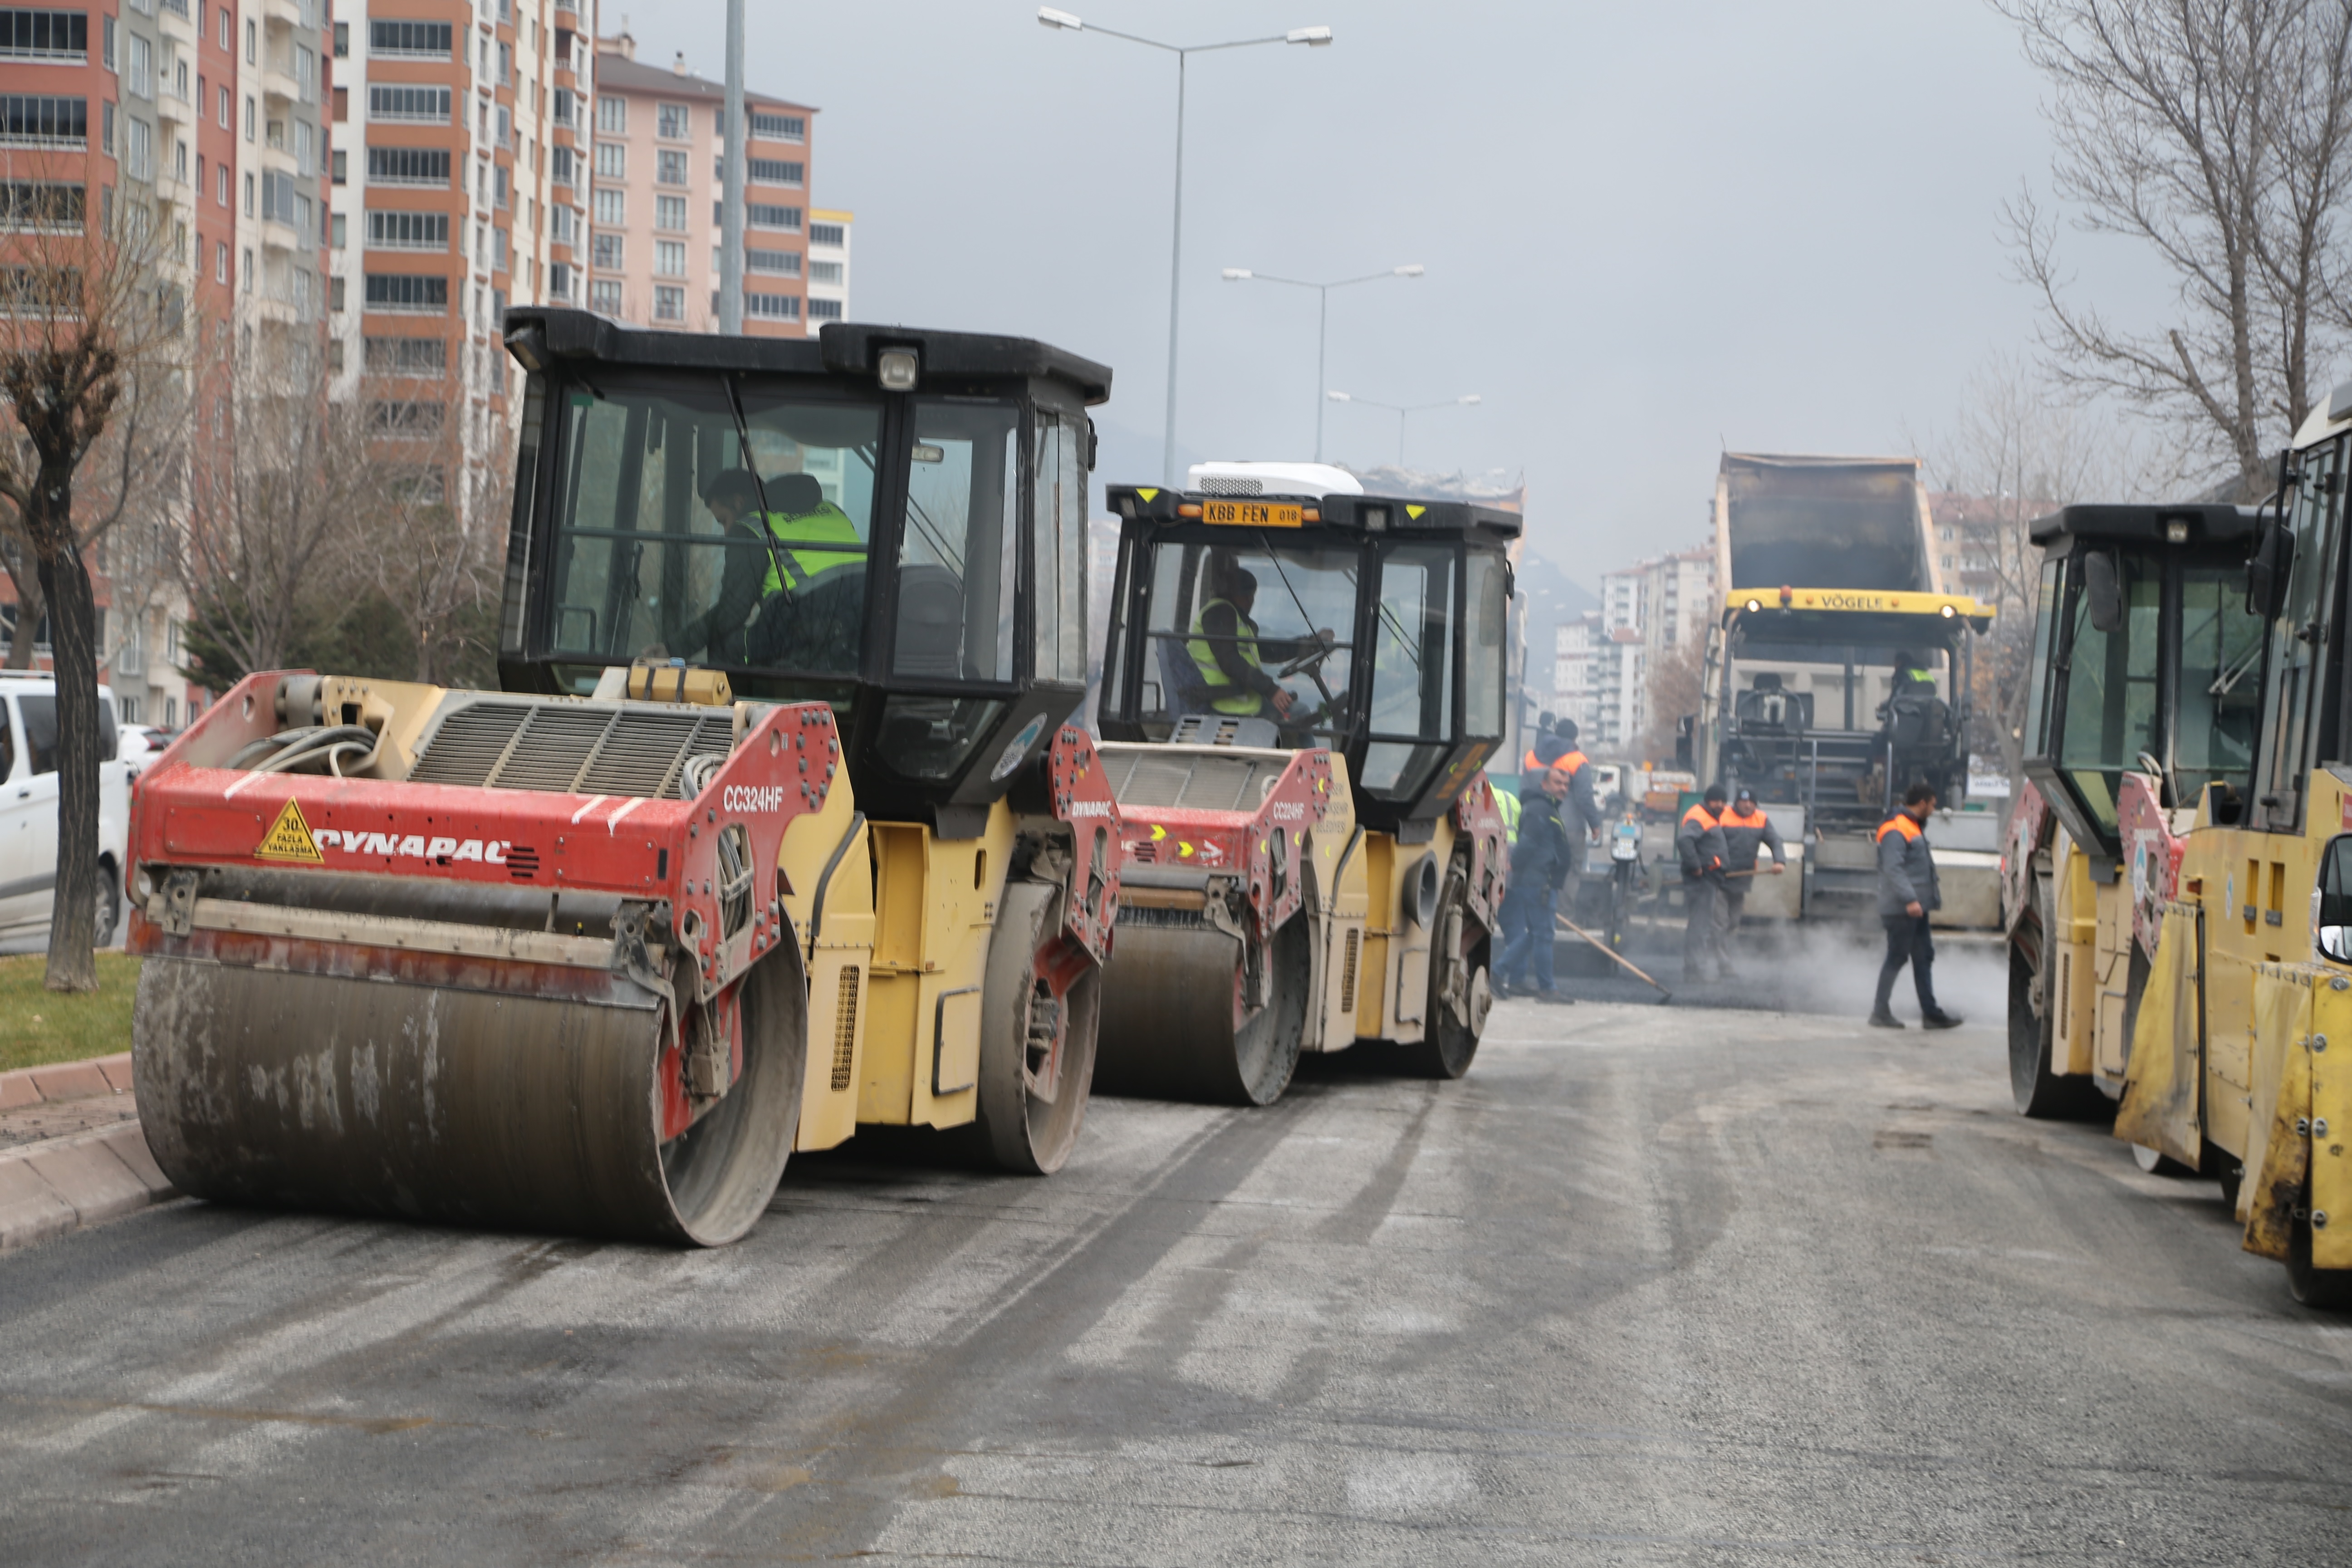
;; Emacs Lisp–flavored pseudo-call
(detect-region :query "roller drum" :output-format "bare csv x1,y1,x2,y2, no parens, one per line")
1094,917,1309,1105
132,951,805,1246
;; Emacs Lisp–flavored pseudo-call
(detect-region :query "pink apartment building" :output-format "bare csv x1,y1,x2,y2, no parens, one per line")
588,32,814,335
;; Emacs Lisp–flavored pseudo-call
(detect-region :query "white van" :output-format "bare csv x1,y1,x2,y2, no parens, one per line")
0,673,132,949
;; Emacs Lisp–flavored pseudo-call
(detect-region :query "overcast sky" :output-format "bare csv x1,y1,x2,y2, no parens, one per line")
635,0,2177,588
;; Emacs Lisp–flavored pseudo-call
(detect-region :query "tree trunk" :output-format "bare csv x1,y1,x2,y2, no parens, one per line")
1,538,41,670
35,476,100,993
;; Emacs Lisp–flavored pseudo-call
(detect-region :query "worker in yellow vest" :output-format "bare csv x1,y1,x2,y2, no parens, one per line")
672,469,864,663
1185,564,1331,721
1871,781,1961,1029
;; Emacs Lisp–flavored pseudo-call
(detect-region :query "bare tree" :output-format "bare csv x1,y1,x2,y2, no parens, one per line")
1998,0,2352,491
353,377,511,684
178,318,367,683
1639,637,1705,764
0,182,181,990
1918,353,2157,810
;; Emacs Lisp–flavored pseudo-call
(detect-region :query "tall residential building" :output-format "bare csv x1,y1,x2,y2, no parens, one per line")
1581,544,1714,757
805,204,847,325
0,0,332,726
588,30,814,334
326,0,593,430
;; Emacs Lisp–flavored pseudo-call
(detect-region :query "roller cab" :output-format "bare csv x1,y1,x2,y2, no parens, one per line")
1093,468,1514,1101
130,311,1126,1245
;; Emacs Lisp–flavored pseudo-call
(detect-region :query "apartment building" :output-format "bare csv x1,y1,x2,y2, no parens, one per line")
588,31,815,334
0,1,333,725
1574,544,1714,757
805,204,847,325
326,0,593,439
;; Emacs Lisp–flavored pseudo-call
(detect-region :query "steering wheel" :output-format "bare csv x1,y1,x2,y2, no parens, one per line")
1276,638,1336,679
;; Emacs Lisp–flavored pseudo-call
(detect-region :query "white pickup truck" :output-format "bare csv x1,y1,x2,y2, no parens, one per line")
0,672,132,950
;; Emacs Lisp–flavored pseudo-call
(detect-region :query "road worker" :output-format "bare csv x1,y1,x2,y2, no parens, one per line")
1714,786,1785,976
672,469,863,664
1676,784,1730,982
1186,559,1332,722
1871,780,1962,1030
1495,764,1575,1003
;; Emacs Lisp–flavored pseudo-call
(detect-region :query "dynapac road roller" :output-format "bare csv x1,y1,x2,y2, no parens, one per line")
1089,462,1513,1103
127,309,1122,1245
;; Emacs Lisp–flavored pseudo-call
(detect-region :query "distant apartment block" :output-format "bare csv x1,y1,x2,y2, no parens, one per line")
587,31,815,335
326,0,594,423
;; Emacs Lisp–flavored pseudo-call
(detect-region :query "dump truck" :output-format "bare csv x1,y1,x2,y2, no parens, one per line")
126,309,1124,1245
1693,453,1997,923
2001,504,2266,1124
1090,463,1514,1101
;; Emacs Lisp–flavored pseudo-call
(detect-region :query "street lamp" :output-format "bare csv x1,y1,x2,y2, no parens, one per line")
1325,391,1481,468
1221,264,1422,461
1039,8,1333,486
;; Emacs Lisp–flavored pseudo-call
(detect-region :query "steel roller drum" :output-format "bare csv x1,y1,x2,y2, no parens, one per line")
132,952,805,1246
1093,919,1309,1106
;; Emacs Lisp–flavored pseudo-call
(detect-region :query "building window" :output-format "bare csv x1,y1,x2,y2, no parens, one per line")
654,239,685,277
330,212,345,248
653,284,683,322
214,239,225,281
258,169,299,223
750,110,803,142
125,118,151,179
0,181,81,231
657,101,689,139
747,157,802,187
329,149,344,186
368,20,452,59
807,297,841,322
0,10,88,61
594,93,624,133
367,209,448,250
588,278,621,313
747,203,800,231
550,144,573,187
496,39,510,84
591,232,622,271
368,84,450,122
550,204,572,245
363,334,446,377
367,145,451,186
744,291,800,321
809,221,843,247
746,248,799,276
594,141,624,179
551,87,573,126
363,272,448,313
243,94,253,139
127,33,152,97
655,194,686,231
0,95,84,147
657,148,687,186
592,186,623,226
216,83,229,126
332,19,347,55
367,399,444,439
810,260,842,285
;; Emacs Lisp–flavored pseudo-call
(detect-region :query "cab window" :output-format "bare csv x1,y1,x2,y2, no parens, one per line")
1130,534,1358,747
1362,542,1457,797
2053,549,2158,831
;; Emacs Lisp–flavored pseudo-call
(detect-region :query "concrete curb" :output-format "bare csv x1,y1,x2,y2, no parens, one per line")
0,1055,176,1254
0,1052,136,1111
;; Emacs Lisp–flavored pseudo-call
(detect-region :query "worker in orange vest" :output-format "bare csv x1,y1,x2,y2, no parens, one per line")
1676,784,1730,982
1715,787,1786,977
1871,781,1962,1029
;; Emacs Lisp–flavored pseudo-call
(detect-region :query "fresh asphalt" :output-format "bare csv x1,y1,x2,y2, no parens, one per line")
2,996,2348,1565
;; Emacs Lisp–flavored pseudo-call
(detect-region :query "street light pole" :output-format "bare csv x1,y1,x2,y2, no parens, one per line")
1222,263,1422,461
1039,10,1333,486
718,0,745,334
1324,391,1482,468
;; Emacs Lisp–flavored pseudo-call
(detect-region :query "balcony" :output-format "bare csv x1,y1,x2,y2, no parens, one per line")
262,0,308,32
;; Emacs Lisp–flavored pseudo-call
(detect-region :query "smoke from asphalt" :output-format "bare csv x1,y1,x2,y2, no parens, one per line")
1548,912,2007,1023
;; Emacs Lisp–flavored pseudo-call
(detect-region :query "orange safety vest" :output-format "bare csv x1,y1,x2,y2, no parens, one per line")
1523,747,1588,777
1722,804,1769,829
1681,801,1724,870
1876,813,1923,845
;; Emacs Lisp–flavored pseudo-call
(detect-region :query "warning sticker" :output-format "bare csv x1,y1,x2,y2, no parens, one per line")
255,798,325,864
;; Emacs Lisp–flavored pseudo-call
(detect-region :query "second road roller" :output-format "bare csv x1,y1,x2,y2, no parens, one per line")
127,308,1123,1245
1089,462,1514,1104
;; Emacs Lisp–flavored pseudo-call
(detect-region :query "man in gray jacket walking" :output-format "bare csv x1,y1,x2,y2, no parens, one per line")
1871,781,1962,1030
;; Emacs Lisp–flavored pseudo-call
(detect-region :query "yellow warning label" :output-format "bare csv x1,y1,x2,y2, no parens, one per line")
1406,504,1427,519
1137,487,1160,503
255,798,324,864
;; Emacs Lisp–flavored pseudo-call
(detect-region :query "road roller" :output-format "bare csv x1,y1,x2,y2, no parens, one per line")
1091,463,1514,1103
127,308,1123,1245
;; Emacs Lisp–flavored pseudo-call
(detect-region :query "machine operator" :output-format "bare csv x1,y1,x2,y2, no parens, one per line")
670,469,863,665
1186,557,1333,725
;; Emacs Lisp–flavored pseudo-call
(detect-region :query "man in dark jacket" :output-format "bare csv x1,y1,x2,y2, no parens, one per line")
1714,787,1785,976
1495,766,1574,1002
1677,784,1730,981
1871,781,1962,1029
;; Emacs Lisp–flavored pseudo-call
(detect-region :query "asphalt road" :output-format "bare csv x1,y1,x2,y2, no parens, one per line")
4,1000,2350,1565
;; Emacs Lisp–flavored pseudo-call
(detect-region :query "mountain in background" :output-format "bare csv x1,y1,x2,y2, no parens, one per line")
1515,550,1597,704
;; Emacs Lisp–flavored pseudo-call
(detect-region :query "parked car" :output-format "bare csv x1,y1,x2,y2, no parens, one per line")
117,724,172,776
0,673,131,948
